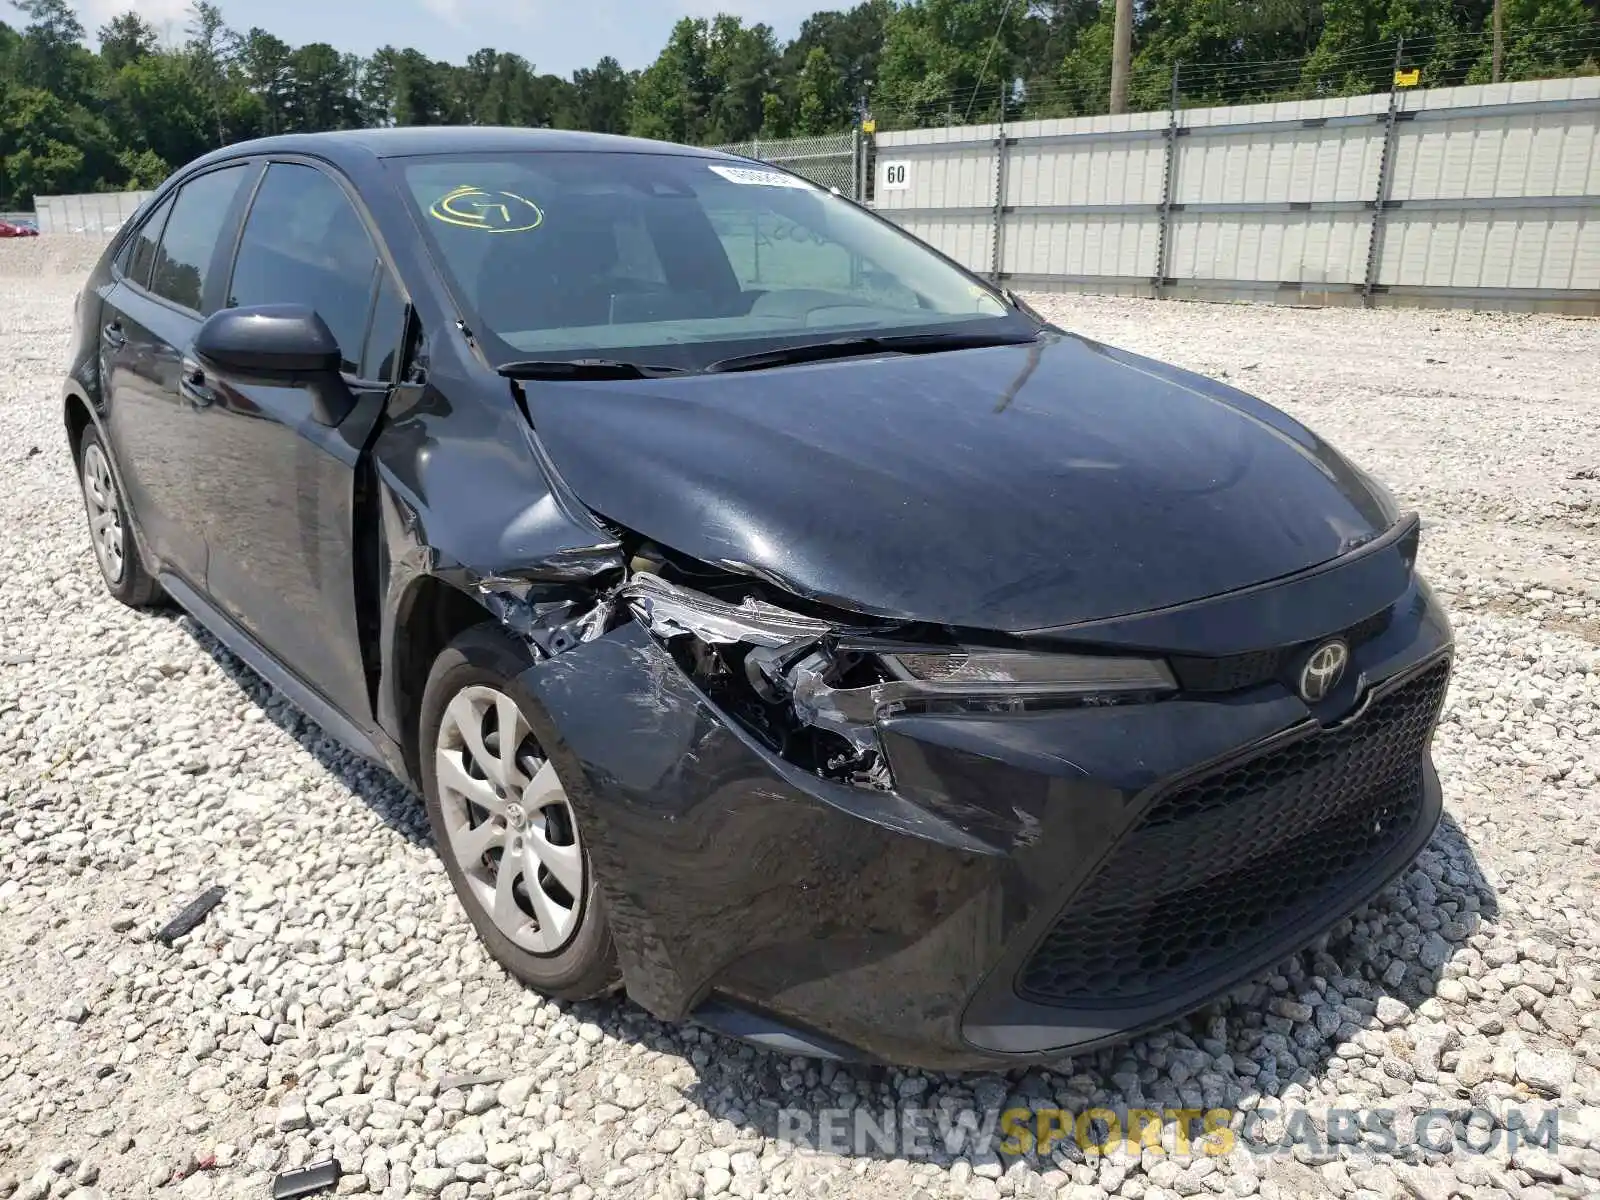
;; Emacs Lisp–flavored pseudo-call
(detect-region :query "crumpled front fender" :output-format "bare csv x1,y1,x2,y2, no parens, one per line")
514,622,1005,1037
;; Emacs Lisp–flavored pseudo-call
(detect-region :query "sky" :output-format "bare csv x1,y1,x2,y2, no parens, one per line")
67,0,824,75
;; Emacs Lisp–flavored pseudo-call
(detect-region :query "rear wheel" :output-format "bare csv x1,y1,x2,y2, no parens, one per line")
418,624,619,998
77,425,163,608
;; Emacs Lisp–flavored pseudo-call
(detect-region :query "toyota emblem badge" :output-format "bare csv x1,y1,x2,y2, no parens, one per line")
1299,640,1349,703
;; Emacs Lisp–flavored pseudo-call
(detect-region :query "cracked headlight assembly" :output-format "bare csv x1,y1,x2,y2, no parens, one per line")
620,572,1175,792
620,571,894,787
879,648,1176,701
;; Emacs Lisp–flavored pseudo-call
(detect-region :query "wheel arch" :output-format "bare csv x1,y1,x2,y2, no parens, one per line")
63,386,97,464
387,572,502,787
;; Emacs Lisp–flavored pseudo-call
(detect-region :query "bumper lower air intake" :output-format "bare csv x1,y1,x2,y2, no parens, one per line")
1019,658,1452,1007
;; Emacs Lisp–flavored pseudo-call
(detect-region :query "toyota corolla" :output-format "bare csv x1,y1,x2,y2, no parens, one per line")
62,128,1452,1069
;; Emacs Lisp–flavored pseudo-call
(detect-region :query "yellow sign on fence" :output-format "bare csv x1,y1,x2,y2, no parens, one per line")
862,119,877,134
1394,69,1421,87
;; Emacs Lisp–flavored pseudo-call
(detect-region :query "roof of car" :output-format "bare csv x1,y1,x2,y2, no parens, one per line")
211,126,734,163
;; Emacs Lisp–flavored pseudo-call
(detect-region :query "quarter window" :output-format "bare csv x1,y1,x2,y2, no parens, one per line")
361,269,408,383
149,165,250,312
228,163,380,375
122,195,174,289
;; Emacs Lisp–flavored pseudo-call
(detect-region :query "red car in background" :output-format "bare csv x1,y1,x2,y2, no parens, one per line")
0,219,39,237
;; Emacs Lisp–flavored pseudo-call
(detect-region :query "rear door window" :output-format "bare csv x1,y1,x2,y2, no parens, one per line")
149,164,251,313
227,162,381,375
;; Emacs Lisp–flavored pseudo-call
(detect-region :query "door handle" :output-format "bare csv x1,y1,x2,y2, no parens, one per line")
102,320,126,349
179,357,215,408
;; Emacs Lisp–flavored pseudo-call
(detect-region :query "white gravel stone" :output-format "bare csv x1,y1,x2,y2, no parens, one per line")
1516,1048,1578,1095
56,999,88,1025
435,1132,486,1168
2,257,1598,1199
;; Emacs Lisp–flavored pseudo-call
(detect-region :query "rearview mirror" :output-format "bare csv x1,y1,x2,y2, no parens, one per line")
194,304,342,377
193,304,354,425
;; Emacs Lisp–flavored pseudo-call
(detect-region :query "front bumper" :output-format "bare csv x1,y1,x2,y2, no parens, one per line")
518,569,1453,1071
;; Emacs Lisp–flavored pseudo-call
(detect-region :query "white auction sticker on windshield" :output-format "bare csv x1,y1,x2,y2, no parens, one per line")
708,165,815,189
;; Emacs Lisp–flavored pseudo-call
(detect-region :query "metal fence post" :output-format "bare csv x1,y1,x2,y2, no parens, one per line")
991,116,1010,281
1154,61,1183,296
1363,37,1406,308
858,129,867,203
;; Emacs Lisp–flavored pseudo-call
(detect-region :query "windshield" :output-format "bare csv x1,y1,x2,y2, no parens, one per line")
392,151,1031,370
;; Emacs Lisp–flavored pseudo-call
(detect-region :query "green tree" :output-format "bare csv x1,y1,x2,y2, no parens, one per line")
779,0,893,118
705,15,780,142
530,72,580,127
795,45,844,132
761,89,790,136
629,17,713,141
389,48,455,125
97,11,157,72
238,28,294,134
102,51,211,174
0,83,117,206
11,0,93,95
452,49,558,126
571,56,635,133
185,1,236,147
117,146,171,188
285,42,362,131
1494,0,1597,79
629,15,779,144
876,0,1041,125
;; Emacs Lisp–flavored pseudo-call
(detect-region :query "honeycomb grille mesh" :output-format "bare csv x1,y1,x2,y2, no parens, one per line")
1018,660,1450,1006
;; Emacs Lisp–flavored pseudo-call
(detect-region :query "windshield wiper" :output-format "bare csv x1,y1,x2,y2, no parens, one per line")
704,330,1038,375
498,358,688,380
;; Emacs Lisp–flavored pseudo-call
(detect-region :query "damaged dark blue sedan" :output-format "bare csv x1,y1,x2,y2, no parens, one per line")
62,127,1452,1070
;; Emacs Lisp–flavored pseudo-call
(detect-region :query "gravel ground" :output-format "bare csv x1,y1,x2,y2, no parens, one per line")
2,242,1598,1200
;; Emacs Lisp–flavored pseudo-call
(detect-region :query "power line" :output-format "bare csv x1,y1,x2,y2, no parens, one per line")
964,0,1019,123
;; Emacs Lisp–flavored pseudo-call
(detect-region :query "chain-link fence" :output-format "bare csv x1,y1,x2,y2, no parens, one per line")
707,130,865,200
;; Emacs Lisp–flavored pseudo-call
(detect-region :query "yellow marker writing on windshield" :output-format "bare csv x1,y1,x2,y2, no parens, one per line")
429,185,544,233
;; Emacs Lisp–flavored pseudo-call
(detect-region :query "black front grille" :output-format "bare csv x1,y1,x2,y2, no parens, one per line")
1170,606,1394,694
1018,659,1450,1007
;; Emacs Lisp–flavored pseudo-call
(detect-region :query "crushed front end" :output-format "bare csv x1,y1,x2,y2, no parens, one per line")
510,518,1452,1070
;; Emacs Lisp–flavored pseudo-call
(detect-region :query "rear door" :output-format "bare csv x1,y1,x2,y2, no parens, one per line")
197,158,406,727
99,162,255,588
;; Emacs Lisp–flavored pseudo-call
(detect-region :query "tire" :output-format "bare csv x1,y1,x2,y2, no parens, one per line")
76,424,164,608
418,623,619,999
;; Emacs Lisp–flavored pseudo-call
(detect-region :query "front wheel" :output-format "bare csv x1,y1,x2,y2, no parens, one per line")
418,624,619,998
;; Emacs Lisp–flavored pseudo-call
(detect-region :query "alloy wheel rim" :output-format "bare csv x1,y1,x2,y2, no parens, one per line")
435,685,583,954
81,443,125,585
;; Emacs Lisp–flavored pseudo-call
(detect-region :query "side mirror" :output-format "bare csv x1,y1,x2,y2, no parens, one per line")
194,304,341,375
193,304,354,426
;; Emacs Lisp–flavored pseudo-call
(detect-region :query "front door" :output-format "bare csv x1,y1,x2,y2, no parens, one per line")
196,159,408,728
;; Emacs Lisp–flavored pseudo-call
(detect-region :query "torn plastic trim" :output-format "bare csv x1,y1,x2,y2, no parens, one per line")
476,575,620,659
618,572,892,787
619,571,833,649
784,650,880,756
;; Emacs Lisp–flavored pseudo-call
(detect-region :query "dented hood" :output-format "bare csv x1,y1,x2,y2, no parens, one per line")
518,332,1396,632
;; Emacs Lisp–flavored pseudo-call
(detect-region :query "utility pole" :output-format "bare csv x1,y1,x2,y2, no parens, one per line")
1492,0,1504,83
1109,0,1133,114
